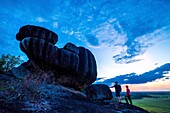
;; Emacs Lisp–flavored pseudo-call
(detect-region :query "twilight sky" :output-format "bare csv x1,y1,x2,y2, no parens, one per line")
0,0,170,91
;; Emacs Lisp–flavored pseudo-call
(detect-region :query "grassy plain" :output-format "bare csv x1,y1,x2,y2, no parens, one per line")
121,92,170,113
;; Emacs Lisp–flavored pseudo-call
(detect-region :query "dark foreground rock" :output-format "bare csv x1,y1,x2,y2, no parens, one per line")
84,84,113,101
0,75,149,113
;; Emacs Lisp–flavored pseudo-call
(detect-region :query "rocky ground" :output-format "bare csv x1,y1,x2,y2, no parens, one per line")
0,74,148,113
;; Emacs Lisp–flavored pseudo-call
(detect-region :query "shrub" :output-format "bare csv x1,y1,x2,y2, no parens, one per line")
0,54,23,74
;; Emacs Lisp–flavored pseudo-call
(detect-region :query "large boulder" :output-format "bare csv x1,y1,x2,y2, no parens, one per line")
19,37,97,89
16,25,58,44
16,25,97,89
84,84,113,101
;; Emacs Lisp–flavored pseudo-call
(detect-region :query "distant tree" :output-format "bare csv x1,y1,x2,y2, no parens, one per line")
0,54,23,74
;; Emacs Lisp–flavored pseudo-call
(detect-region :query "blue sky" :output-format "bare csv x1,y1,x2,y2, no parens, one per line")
0,0,170,91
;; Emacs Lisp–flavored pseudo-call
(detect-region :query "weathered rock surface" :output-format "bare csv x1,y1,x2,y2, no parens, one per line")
16,25,58,44
84,84,113,100
16,25,97,89
64,42,79,54
78,47,97,84
20,37,79,71
19,37,97,89
0,76,149,113
11,65,31,79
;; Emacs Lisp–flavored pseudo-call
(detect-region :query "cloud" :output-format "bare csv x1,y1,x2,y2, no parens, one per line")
95,63,170,85
53,22,58,28
91,20,127,46
165,77,169,80
86,0,170,64
86,34,100,47
36,17,48,22
112,27,170,64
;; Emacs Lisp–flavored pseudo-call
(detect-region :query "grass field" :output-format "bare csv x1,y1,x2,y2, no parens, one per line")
121,92,170,113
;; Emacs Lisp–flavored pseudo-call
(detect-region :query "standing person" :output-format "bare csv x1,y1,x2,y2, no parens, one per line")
110,81,122,103
125,85,132,105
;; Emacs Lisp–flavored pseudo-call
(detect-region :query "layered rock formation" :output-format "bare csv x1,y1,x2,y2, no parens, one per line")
16,25,58,44
15,25,97,89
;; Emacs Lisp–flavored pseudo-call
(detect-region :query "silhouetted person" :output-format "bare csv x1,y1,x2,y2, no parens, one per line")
110,81,122,103
125,85,132,105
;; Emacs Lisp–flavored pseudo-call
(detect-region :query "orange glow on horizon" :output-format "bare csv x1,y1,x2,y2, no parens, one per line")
120,78,170,92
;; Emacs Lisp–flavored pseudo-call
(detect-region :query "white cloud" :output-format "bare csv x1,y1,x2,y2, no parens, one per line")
53,22,58,28
87,16,93,21
95,48,157,79
90,20,127,49
112,26,170,64
135,27,170,47
51,15,59,20
163,72,170,77
36,17,48,22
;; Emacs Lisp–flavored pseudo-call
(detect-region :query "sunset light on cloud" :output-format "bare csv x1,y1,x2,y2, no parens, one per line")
0,0,170,91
